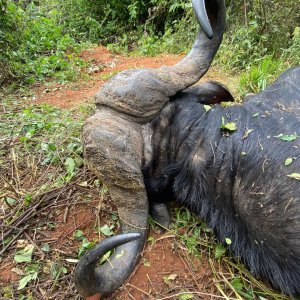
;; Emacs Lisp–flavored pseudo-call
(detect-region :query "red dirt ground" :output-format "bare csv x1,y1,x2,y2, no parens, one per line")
33,46,236,109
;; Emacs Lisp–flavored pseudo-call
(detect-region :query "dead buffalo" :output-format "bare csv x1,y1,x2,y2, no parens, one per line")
75,0,300,298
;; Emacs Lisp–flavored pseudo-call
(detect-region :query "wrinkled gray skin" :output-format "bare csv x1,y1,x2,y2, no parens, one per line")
75,0,225,297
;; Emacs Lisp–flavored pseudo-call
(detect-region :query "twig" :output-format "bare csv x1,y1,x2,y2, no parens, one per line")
126,283,152,298
157,291,227,300
24,231,45,259
0,225,29,256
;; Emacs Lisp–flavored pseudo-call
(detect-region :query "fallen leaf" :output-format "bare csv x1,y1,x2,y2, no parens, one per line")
287,173,300,180
203,105,212,112
275,134,297,142
12,268,24,276
116,250,125,259
14,245,34,263
242,128,253,139
285,158,293,166
225,238,232,245
215,244,226,259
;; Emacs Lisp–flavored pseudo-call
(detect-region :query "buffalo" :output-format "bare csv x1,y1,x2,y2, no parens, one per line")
75,0,300,298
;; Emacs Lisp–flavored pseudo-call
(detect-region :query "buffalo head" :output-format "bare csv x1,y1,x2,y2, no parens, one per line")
75,0,227,298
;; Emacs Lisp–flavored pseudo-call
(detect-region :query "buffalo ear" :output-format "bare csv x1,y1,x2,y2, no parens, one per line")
187,81,234,104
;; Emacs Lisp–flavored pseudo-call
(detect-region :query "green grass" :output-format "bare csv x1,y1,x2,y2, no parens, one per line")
238,55,284,96
168,208,291,300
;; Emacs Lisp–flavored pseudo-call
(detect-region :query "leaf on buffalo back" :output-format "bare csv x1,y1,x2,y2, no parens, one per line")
242,128,253,140
275,134,297,141
287,173,300,180
225,238,232,245
116,250,125,259
221,117,237,132
285,158,293,166
224,122,237,131
203,105,212,112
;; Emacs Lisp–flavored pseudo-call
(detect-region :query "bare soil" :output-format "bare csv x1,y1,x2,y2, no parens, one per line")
33,46,238,109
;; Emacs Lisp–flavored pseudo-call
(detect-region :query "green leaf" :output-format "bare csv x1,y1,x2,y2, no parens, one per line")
74,230,84,240
100,225,114,236
100,251,112,264
215,244,226,259
147,236,155,243
5,197,16,206
221,117,237,132
179,294,194,300
203,105,212,112
287,173,300,180
48,143,57,151
18,275,34,290
111,213,119,221
225,238,232,245
14,245,34,263
65,157,75,174
285,158,293,166
252,113,259,118
41,244,50,252
275,134,297,141
143,260,150,267
230,277,243,291
17,265,38,290
116,250,125,259
41,142,49,151
78,238,95,257
223,122,237,131
163,273,177,285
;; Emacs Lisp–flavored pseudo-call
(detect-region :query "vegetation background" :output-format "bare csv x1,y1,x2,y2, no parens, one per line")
0,0,300,299
1,0,299,92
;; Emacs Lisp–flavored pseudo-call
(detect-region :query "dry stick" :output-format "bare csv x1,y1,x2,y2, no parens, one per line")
0,225,29,256
123,285,136,300
0,173,21,197
24,231,45,260
157,291,228,300
179,249,203,292
3,185,72,240
63,188,73,223
147,273,158,295
126,283,153,298
2,197,45,240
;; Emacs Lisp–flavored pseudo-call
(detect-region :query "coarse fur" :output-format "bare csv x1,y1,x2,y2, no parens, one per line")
143,66,300,295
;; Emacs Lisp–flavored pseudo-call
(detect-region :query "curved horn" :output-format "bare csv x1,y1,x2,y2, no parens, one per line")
193,0,213,39
77,113,149,297
95,0,226,122
75,233,141,298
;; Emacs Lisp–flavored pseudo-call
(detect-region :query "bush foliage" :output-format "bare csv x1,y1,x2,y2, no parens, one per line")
0,0,299,88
